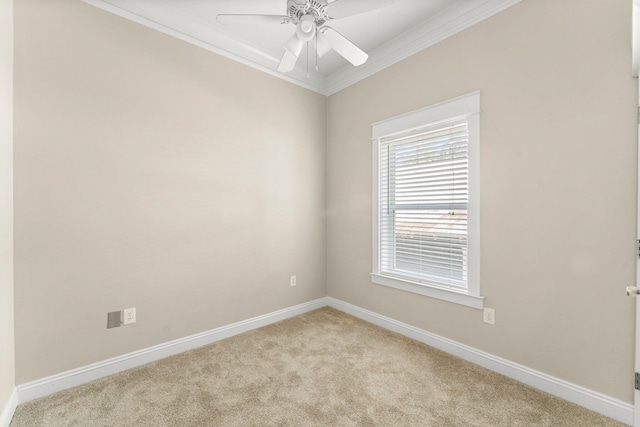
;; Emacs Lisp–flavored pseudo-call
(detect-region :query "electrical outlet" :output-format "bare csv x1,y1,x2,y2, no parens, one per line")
483,308,495,325
290,276,297,287
123,307,136,325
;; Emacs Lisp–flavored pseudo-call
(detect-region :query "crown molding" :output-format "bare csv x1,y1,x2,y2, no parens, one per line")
81,0,522,96
325,0,522,95
81,0,329,94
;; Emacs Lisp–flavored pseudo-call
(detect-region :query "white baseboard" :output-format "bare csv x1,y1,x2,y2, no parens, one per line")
0,388,18,427
13,296,634,426
17,297,328,404
326,297,634,426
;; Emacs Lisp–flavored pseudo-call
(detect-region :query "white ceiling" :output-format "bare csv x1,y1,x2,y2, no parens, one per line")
81,0,521,95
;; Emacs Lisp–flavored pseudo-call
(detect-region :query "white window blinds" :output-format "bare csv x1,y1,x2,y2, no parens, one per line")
378,118,469,290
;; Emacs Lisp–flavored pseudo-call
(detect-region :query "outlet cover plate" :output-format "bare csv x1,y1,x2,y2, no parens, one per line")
123,307,136,325
483,308,495,325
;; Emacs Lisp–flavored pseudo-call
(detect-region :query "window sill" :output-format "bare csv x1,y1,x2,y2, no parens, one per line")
370,273,484,309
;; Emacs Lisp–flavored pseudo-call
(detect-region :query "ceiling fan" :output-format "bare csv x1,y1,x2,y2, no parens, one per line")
217,0,395,73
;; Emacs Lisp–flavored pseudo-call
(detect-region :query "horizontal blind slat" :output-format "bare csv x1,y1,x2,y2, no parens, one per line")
379,117,469,289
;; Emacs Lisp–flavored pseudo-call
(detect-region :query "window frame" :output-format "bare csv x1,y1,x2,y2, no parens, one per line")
371,91,483,309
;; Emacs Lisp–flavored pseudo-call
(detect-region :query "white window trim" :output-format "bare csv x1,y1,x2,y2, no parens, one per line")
371,91,483,309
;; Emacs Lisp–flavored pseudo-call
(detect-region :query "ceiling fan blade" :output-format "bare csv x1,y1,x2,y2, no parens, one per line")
278,33,304,72
325,0,395,20
316,32,332,57
216,14,289,26
285,32,305,57
278,49,299,72
320,27,368,66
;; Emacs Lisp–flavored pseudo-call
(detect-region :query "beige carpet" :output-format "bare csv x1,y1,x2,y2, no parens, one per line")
11,307,625,426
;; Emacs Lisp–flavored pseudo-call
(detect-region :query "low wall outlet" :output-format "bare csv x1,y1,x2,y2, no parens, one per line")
483,308,495,325
290,276,297,287
123,307,136,325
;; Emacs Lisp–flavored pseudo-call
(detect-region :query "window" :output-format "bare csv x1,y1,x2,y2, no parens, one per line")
371,92,483,309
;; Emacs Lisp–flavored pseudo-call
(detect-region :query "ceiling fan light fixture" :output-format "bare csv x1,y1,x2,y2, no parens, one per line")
296,15,316,42
300,20,313,33
217,0,395,74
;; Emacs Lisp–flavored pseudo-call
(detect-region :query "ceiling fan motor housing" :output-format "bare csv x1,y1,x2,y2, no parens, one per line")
217,0,389,72
287,0,329,26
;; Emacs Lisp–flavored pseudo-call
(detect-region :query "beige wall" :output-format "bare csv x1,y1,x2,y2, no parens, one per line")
10,0,639,407
0,0,14,411
327,0,637,403
13,0,327,383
